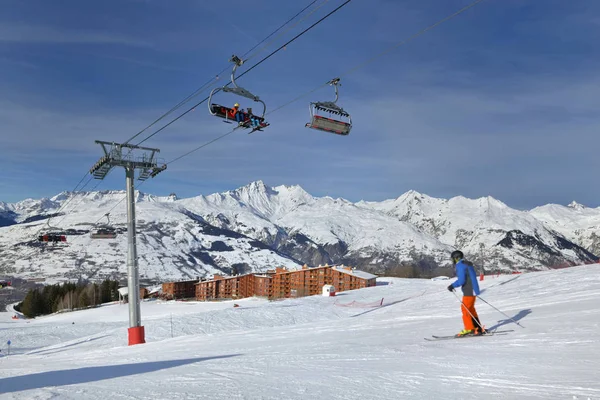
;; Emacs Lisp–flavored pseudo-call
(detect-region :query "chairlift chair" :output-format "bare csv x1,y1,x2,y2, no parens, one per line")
90,213,117,239
306,78,352,136
208,55,270,133
37,218,67,243
38,234,67,243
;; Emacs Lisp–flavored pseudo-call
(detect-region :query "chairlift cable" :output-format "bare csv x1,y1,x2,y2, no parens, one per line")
25,0,325,249
34,173,96,240
54,0,483,224
123,78,219,145
166,128,237,165
268,83,329,116
94,0,351,237
270,0,487,117
339,0,486,79
159,0,488,163
4,0,487,273
134,0,353,147
17,174,109,261
11,173,122,268
36,0,333,251
51,172,113,229
243,0,330,62
124,0,326,147
235,0,352,81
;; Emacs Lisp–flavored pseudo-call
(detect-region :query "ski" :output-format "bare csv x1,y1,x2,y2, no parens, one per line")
432,329,514,339
425,329,514,341
424,333,509,341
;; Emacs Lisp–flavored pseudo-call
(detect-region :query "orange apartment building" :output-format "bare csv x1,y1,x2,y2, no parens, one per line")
193,264,377,301
195,274,257,301
162,278,200,299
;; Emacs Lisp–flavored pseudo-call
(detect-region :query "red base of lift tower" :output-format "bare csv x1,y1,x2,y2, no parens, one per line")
128,326,146,346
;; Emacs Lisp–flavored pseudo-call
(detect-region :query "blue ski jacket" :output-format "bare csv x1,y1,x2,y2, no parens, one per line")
450,259,480,296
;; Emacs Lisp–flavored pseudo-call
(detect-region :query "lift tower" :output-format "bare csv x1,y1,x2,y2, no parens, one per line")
89,141,166,345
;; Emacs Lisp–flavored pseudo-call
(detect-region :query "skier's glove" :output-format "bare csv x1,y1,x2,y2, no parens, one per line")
447,284,455,292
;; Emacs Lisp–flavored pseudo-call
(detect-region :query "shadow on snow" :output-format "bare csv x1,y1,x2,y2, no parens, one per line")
350,296,413,318
0,354,241,393
487,309,532,331
25,335,112,356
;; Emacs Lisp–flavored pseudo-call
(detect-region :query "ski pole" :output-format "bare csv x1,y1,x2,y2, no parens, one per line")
452,291,485,332
477,295,525,328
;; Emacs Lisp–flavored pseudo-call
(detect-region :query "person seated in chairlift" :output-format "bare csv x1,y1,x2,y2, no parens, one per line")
227,103,238,119
246,107,261,128
228,103,245,123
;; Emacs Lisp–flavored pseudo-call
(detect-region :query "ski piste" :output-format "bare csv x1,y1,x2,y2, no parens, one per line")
425,329,515,341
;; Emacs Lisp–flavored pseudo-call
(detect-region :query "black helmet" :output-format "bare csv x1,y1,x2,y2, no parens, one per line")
451,250,464,263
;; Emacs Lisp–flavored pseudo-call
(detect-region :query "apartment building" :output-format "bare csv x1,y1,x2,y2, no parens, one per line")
191,264,376,301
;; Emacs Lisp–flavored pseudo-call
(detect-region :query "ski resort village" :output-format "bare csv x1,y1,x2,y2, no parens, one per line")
2,0,600,399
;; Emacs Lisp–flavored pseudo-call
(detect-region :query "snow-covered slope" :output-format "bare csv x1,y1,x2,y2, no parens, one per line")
0,191,302,283
0,182,597,284
0,265,598,399
530,201,600,256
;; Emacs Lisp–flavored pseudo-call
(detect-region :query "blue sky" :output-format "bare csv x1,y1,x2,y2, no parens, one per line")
1,0,599,209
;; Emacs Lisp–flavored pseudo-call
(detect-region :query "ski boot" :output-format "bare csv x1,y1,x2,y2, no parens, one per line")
455,329,475,338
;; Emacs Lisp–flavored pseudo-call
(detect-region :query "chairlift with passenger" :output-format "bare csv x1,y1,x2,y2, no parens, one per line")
306,78,352,136
38,219,67,243
208,55,269,133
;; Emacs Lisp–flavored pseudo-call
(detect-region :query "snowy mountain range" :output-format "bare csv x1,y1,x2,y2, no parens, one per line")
0,181,598,284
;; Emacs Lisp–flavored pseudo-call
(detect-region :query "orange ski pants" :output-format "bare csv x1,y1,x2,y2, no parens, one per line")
461,296,480,331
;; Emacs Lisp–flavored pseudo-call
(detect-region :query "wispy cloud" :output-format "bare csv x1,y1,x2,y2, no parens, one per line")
79,52,195,73
0,56,38,69
0,24,152,47
2,0,600,209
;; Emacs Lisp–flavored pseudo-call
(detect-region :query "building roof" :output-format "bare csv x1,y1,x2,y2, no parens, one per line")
117,286,148,296
332,266,378,280
198,272,255,284
148,285,162,294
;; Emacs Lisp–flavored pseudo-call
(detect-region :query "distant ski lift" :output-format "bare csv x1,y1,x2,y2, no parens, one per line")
90,213,117,239
208,54,269,133
38,234,67,243
306,78,352,136
38,219,67,243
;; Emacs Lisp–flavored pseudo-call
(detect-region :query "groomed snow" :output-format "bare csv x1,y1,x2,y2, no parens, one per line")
0,265,599,399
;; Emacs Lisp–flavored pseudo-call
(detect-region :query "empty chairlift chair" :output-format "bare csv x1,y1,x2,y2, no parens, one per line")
306,78,352,136
90,213,117,239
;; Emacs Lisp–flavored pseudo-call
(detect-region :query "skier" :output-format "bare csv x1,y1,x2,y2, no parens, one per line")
447,250,486,337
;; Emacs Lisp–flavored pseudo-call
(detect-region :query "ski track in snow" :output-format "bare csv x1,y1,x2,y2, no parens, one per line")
0,265,599,399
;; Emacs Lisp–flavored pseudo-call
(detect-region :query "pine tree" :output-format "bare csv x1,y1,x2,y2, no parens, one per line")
79,290,90,308
101,279,111,303
20,290,35,317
